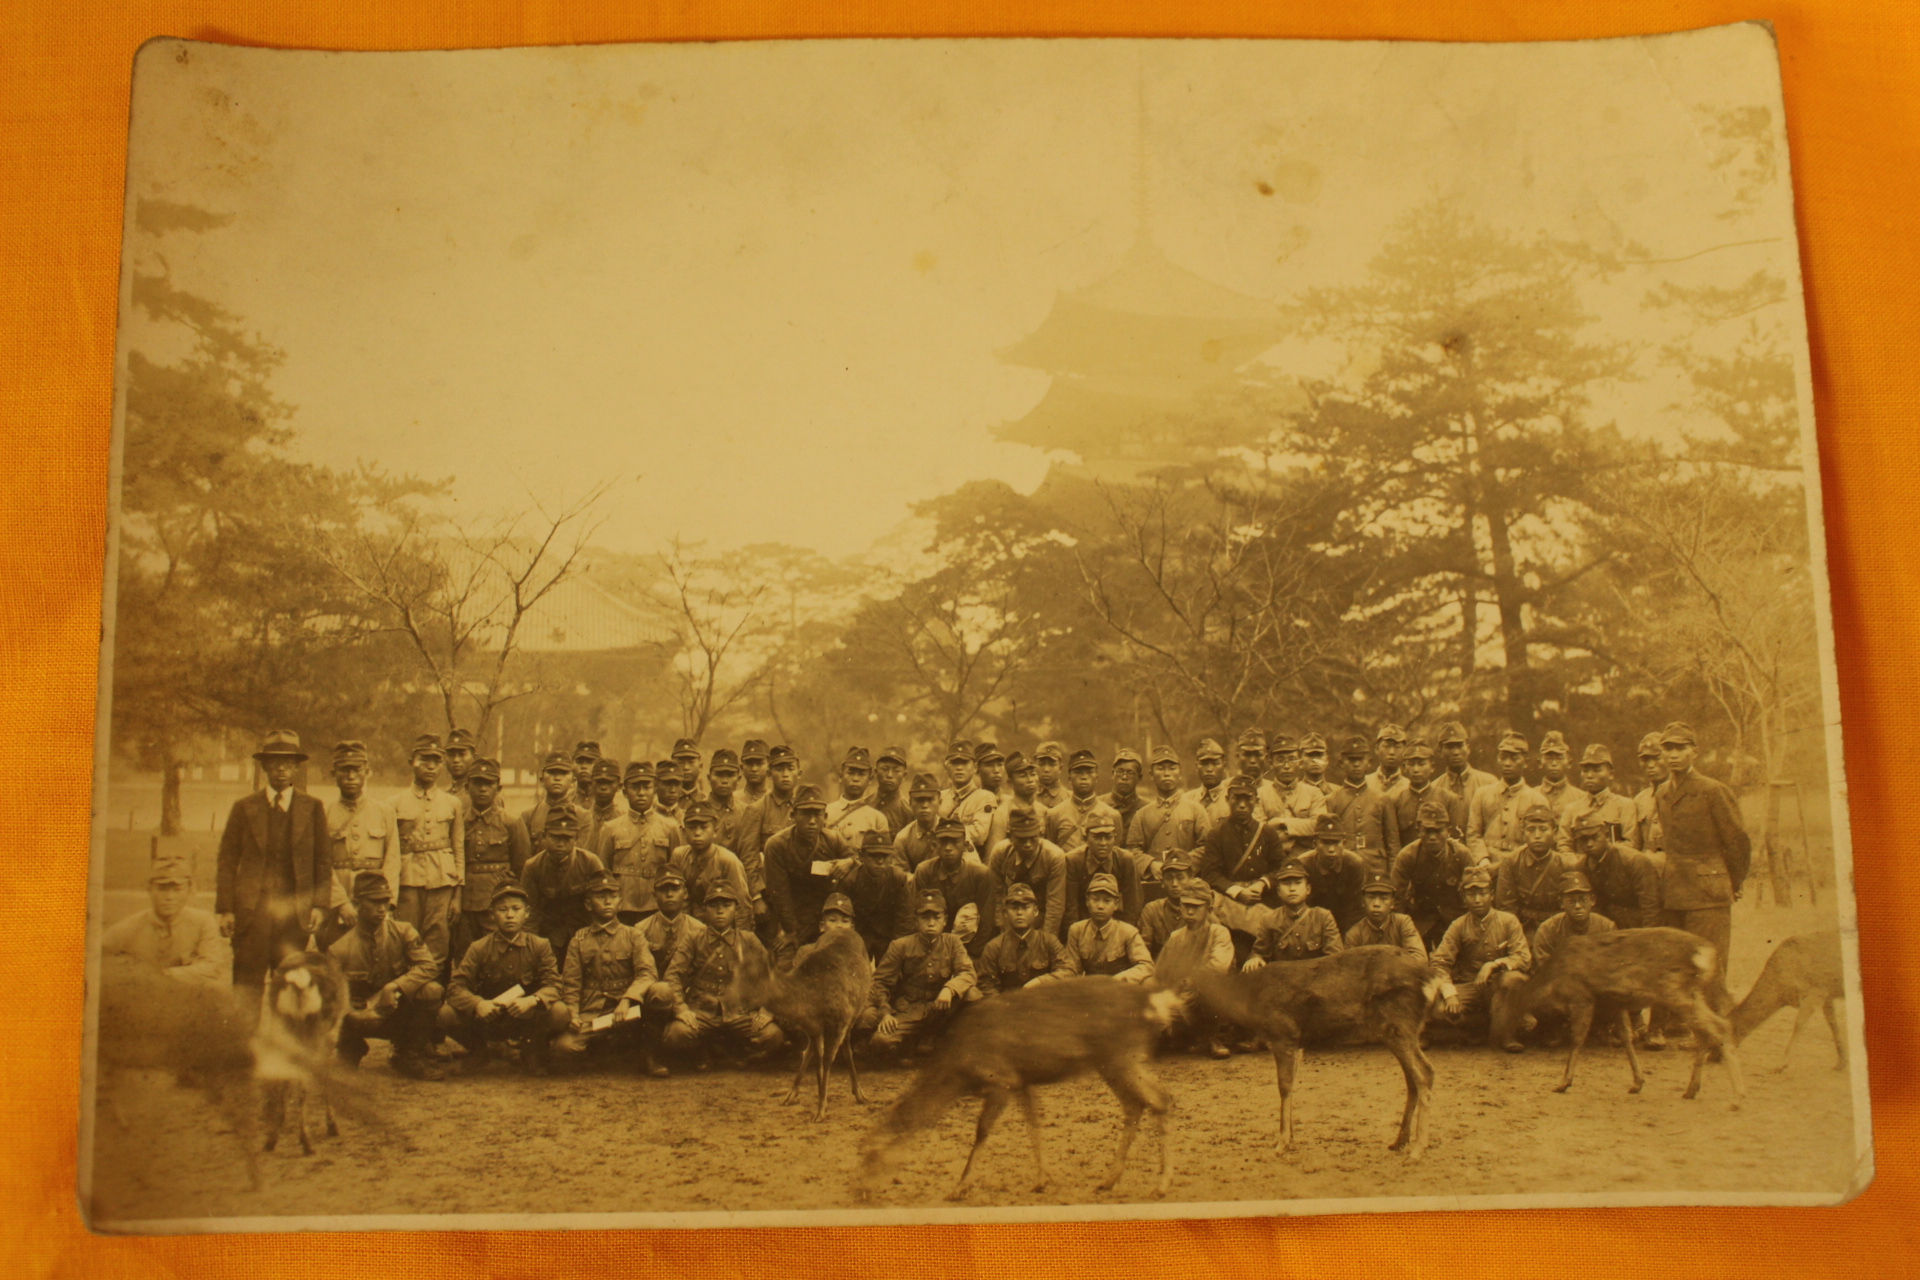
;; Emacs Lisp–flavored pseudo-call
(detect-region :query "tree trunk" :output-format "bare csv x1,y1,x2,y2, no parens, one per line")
1484,512,1535,737
160,748,184,837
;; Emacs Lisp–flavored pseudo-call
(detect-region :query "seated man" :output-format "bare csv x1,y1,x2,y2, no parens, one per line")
555,871,659,1071
974,882,1071,997
662,882,785,1067
1135,852,1217,956
907,817,1000,959
1530,870,1616,972
634,868,707,1077
836,829,914,961
100,849,231,989
1494,803,1580,939
1343,873,1427,959
1153,885,1233,1059
869,890,977,1058
439,879,570,1076
328,871,444,1080
1429,868,1531,1053
521,808,607,966
1242,860,1343,970
1060,873,1154,981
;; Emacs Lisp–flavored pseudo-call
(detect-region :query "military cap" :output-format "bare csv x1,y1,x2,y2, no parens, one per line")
1437,719,1470,745
1177,884,1214,907
1539,730,1570,756
860,829,894,855
331,739,370,768
1086,872,1121,898
1035,740,1068,763
672,737,701,759
1006,808,1043,838
1275,859,1310,881
1236,727,1269,750
654,760,680,780
446,728,478,751
1105,747,1139,771
1225,775,1258,798
1362,873,1395,895
1637,732,1665,758
822,892,855,920
1160,851,1193,874
653,867,687,889
1569,811,1607,836
974,741,1005,765
1150,744,1180,766
1068,749,1099,769
572,740,602,761
933,817,968,839
582,871,620,897
682,799,718,824
710,747,741,770
1340,735,1371,758
539,750,574,774
1417,799,1451,825
409,733,445,760
148,850,193,885
1660,721,1697,746
792,783,828,811
908,771,941,798
1374,723,1408,743
741,739,771,762
468,756,502,783
1194,737,1226,760
1459,867,1494,891
944,739,975,762
1296,732,1324,753
590,758,622,781
1580,743,1614,766
350,870,394,900
544,808,581,834
252,728,309,762
701,881,740,906
842,745,872,770
914,890,948,915
1005,751,1035,775
1519,802,1558,825
1313,812,1343,838
877,744,908,767
767,745,798,765
624,759,655,782
1497,731,1530,754
1270,733,1299,753
490,879,530,906
1559,870,1595,896
1403,738,1435,760
1003,881,1038,905
1082,810,1118,835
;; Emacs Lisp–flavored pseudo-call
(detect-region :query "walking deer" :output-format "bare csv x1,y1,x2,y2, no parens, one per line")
1190,944,1440,1160
1493,926,1745,1105
258,950,351,1155
1732,930,1846,1072
856,976,1179,1202
729,925,874,1120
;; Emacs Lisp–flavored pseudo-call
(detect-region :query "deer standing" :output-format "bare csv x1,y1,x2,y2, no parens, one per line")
258,950,351,1155
856,976,1178,1202
1494,926,1745,1105
730,925,874,1120
1732,929,1846,1072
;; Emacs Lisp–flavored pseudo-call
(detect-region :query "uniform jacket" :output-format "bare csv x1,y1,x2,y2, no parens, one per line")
101,907,230,988
1530,911,1615,972
975,927,1071,995
1125,793,1209,861
594,806,684,915
1061,845,1143,928
1391,834,1481,937
1299,846,1368,932
1196,813,1290,904
763,827,855,946
1430,909,1531,984
1157,920,1234,990
891,819,946,875
216,788,330,917
1137,895,1220,955
908,857,1002,956
987,839,1069,938
671,844,754,919
1556,788,1642,850
1575,841,1660,929
459,803,530,914
825,794,892,847
1466,780,1550,863
328,916,438,1002
1097,790,1148,844
1053,793,1121,853
1634,786,1663,852
834,860,914,959
521,847,606,947
665,924,771,1015
560,917,657,1016
735,790,797,864
392,785,465,889
1439,766,1501,817
1252,904,1343,961
1343,912,1428,959
1061,918,1154,981
448,929,560,1011
984,797,1076,854
519,796,590,848
1494,847,1582,929
937,782,998,850
1655,768,1752,909
871,931,977,1013
1325,780,1399,870
1391,779,1469,847
324,795,401,911
637,909,707,978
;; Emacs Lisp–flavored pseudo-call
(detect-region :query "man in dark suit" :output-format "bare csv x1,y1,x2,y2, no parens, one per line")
216,729,329,1008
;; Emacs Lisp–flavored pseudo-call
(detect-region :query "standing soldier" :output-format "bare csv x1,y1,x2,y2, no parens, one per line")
520,809,605,965
662,883,785,1066
975,742,1010,799
984,751,1076,853
1056,750,1122,851
1466,732,1548,864
1034,741,1070,810
908,818,1001,959
1297,812,1368,933
871,745,915,836
1062,811,1142,928
974,882,1072,996
1345,874,1427,959
103,849,231,988
1368,723,1410,796
555,871,658,1070
521,751,587,843
329,871,445,1080
1242,860,1343,968
442,728,478,801
1197,776,1290,908
1182,737,1231,823
1436,720,1499,816
595,761,686,923
1563,744,1642,848
1324,736,1397,877
670,738,705,801
570,741,604,811
868,891,978,1059
1100,748,1149,842
1388,739,1464,851
837,830,914,961
704,748,745,849
320,740,399,953
1654,721,1750,988
392,734,465,974
1265,734,1331,850
762,784,855,961
893,773,948,874
672,800,753,920
439,879,568,1076
635,868,705,1075
580,757,626,854
1535,730,1579,819
1391,800,1480,950
1300,731,1333,795
1060,874,1154,980
217,730,329,1007
1126,746,1206,887
451,757,531,969
825,747,890,846
1493,803,1579,938
739,739,773,807
654,758,690,822
735,744,803,927
1567,812,1659,929
1429,868,1530,1052
1634,732,1669,854
936,740,998,851
988,808,1070,939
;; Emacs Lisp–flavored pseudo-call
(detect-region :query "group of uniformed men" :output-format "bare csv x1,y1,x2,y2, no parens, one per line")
104,718,1751,1079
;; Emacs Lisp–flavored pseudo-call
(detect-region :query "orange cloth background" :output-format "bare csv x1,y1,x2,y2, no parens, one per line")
4,1,1915,1276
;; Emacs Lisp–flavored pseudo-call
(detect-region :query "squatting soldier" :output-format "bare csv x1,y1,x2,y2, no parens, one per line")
1136,852,1214,955
1654,721,1751,986
1466,732,1548,864
321,739,399,952
1634,732,1668,854
762,784,856,960
1324,735,1397,876
1243,859,1342,967
1344,873,1427,958
1060,873,1154,980
452,757,531,967
869,890,977,1057
217,729,328,1004
988,808,1069,938
837,829,913,961
1388,739,1465,852
1033,740,1070,810
1530,871,1616,972
1494,802,1580,937
1182,737,1230,822
1062,810,1141,928
738,738,773,806
440,879,568,1076
1298,812,1367,932
393,734,466,973
974,881,1071,996
1057,749,1123,851
1430,868,1530,1052
892,773,948,874
1367,723,1410,797
704,747,745,849
826,746,890,847
636,869,706,1074
1436,719,1499,816
1568,811,1659,929
1100,748,1149,843
1391,800,1480,949
442,728,478,800
1535,730,1579,818
330,871,444,1080
662,882,785,1064
555,871,659,1071
1156,884,1234,1059
595,761,685,922
936,740,998,850
1564,742,1642,849
984,751,1076,852
580,757,627,853
1126,746,1207,885
520,808,605,964
521,751,588,849
1197,775,1290,907
1300,731,1332,794
101,848,230,989
908,817,1000,958
871,745,915,836
672,800,753,921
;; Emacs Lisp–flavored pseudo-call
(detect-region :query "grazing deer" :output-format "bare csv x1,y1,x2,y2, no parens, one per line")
856,977,1179,1202
729,925,875,1120
1494,926,1745,1106
1733,930,1847,1072
258,950,351,1155
1191,945,1440,1160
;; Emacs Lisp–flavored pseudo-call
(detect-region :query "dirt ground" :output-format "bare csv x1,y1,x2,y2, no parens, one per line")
86,899,1860,1226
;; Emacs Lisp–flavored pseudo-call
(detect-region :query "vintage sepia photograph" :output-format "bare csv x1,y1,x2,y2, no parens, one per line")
82,26,1869,1233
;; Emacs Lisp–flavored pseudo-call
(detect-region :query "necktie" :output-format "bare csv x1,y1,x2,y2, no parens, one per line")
273,790,287,812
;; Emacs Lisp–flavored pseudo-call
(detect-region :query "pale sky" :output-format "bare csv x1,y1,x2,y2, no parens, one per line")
121,27,1805,556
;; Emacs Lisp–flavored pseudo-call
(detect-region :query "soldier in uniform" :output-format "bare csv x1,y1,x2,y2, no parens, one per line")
329,871,445,1079
892,773,948,874
1243,860,1343,967
521,751,587,848
869,890,978,1058
635,869,705,1076
704,747,745,849
1494,802,1580,938
1261,734,1331,849
1034,740,1070,810
1056,749,1121,851
672,800,753,920
1391,799,1481,950
908,817,1001,958
974,881,1071,996
1429,868,1530,1052
983,751,1076,853
1634,732,1669,854
451,757,531,970
570,741,604,811
1324,735,1397,877
735,744,803,925
1218,729,1285,820
837,829,914,961
102,848,231,989
654,758,689,822
217,729,329,1006
1654,721,1750,990
1344,873,1427,958
442,728,478,800
1126,745,1206,889
439,879,568,1076
1183,737,1230,823
1530,871,1615,972
871,745,915,836
762,784,856,961
1298,812,1368,933
826,746,890,846
1155,884,1234,1059
1436,719,1499,816
671,738,705,801
968,742,1004,799
662,882,785,1065
320,740,399,953
1060,873,1154,980
1300,731,1332,794
1368,723,1410,796
1061,808,1142,928
580,757,627,854
1466,732,1548,864
1388,739,1465,851
1100,748,1148,842
1197,775,1290,908
1136,852,1212,956
739,738,772,807
595,761,686,923
1562,743,1642,849
393,734,466,974
936,740,998,850
988,808,1069,938
1568,811,1659,929
555,871,657,1070
1535,730,1579,818
520,808,605,965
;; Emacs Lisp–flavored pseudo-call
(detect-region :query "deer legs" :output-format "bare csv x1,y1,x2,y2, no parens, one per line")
1821,997,1848,1071
1553,1001,1597,1094
837,1025,869,1106
1270,1041,1299,1154
1381,1026,1434,1160
1679,997,1745,1107
1616,1010,1646,1093
948,1087,1012,1200
780,1037,817,1108
1098,1059,1173,1196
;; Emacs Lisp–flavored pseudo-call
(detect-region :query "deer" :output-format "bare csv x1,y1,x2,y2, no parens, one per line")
1732,929,1847,1072
1493,926,1746,1106
729,924,875,1121
257,950,351,1155
855,976,1179,1203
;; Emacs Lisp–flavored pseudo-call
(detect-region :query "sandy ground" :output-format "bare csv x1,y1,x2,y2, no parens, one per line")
86,901,1860,1226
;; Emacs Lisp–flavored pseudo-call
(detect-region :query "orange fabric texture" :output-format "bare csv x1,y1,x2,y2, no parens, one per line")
4,1,1917,1276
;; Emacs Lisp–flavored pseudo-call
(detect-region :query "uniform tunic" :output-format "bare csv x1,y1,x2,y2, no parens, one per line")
1125,793,1208,861
891,819,946,874
594,806,683,915
329,917,438,1002
560,917,657,1018
1098,790,1148,845
637,910,708,989
1439,766,1501,817
100,907,230,988
1655,768,1752,909
1052,793,1121,853
987,840,1069,938
870,931,977,1016
1430,909,1531,984
323,795,400,917
937,781,999,851
834,860,914,960
458,803,530,915
1252,904,1343,961
666,924,771,1015
908,858,1002,957
1494,846,1582,934
392,786,465,889
520,846,606,960
1137,895,1220,955
1060,918,1154,981
1298,846,1368,932
1555,787,1640,849
1343,911,1428,959
1156,920,1234,991
1391,834,1481,943
825,795,892,847
1466,780,1550,864
763,827,855,948
983,798,1076,854
1061,846,1143,928
1575,841,1660,929
448,929,561,1010
1196,814,1290,905
519,796,591,846
975,927,1071,995
1530,910,1616,972
671,844,754,920
1324,780,1399,872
